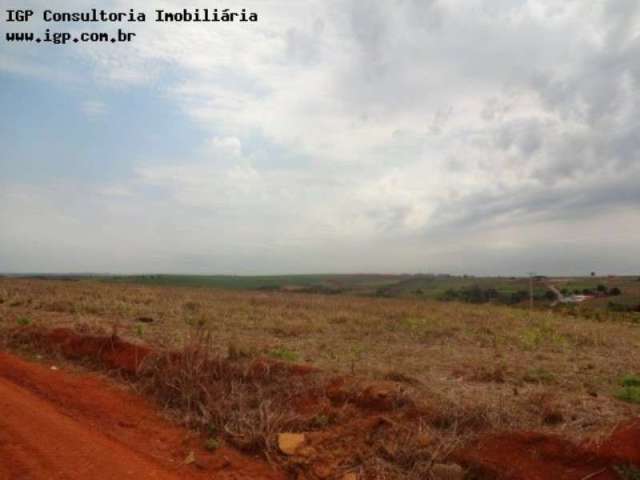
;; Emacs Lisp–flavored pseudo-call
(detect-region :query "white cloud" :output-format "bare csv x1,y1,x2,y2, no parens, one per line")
203,136,243,158
2,0,640,273
81,100,107,116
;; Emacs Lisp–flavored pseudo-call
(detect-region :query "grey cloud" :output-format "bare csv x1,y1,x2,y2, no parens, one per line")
4,0,640,274
494,118,545,156
427,172,640,237
285,20,325,65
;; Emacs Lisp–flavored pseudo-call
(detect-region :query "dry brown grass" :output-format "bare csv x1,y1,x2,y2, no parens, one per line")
1,321,474,479
1,277,640,449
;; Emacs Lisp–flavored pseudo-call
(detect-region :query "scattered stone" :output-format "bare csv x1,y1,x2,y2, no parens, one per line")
50,366,58,371
278,433,306,455
184,451,196,465
431,463,465,480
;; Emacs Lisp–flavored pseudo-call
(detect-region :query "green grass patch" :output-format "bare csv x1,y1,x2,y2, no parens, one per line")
621,375,640,388
268,347,299,362
616,375,640,405
519,319,568,350
205,437,220,452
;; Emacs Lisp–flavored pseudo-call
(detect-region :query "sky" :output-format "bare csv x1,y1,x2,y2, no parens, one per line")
1,0,639,275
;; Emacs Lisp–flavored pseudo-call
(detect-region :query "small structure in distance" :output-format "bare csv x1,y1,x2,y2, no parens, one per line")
546,284,593,306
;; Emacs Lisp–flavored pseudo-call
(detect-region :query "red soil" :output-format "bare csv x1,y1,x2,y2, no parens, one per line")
33,327,318,378
595,419,640,465
456,432,617,480
45,327,153,373
0,351,284,480
456,425,640,480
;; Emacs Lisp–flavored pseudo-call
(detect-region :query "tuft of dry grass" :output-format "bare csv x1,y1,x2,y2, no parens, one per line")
139,327,315,458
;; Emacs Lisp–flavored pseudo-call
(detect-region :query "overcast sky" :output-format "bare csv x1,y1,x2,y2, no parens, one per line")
1,0,639,275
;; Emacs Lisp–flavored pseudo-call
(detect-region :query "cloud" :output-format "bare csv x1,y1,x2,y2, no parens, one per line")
2,0,640,273
81,100,107,116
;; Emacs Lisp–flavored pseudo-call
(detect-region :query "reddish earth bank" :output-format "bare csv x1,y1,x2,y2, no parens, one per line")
3,327,640,480
0,351,284,480
456,432,614,479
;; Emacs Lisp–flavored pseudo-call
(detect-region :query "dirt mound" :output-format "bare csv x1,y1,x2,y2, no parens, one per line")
456,432,615,479
456,425,640,480
20,327,319,378
0,351,283,480
593,419,640,464
13,327,153,373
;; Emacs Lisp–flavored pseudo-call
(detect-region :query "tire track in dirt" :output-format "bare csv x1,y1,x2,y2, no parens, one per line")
0,352,284,480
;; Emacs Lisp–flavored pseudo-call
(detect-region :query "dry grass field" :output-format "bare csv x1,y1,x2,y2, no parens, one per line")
1,278,640,479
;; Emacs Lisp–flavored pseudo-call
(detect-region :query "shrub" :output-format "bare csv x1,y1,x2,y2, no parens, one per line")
615,387,640,404
608,302,633,313
616,375,640,405
440,289,459,301
16,317,31,326
621,375,640,388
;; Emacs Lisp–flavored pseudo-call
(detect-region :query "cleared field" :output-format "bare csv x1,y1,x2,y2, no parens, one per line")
2,278,639,431
1,278,640,478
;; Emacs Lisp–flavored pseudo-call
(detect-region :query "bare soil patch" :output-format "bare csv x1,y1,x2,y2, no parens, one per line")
0,350,283,480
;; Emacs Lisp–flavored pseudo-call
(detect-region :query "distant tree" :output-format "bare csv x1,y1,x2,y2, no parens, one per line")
486,288,499,299
544,290,557,301
591,272,596,277
596,284,607,293
441,289,458,301
561,288,569,295
464,285,486,303
608,301,630,312
510,290,528,304
609,287,622,296
582,288,594,295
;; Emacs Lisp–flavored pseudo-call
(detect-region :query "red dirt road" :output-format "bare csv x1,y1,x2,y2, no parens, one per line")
0,352,283,480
